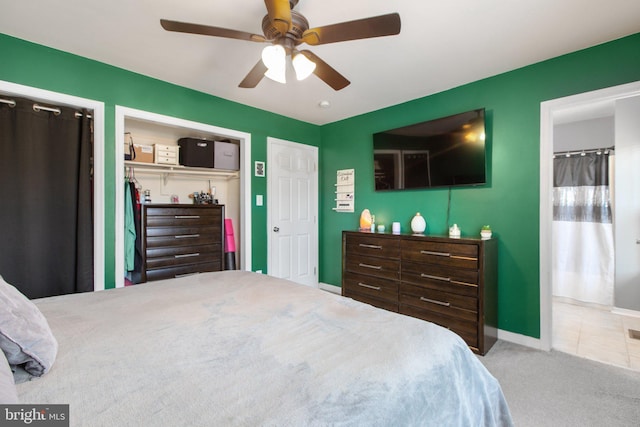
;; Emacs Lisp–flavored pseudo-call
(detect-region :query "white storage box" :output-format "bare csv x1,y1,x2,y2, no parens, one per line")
154,144,179,165
214,141,239,170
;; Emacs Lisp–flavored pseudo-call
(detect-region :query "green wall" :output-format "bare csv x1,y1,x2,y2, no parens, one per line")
319,32,640,338
0,33,321,287
3,31,640,340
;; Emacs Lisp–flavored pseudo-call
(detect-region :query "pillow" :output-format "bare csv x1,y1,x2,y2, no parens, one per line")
0,275,58,378
0,350,19,403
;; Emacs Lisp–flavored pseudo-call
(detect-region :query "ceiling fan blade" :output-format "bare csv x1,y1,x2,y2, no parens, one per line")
238,60,268,88
300,50,350,91
264,0,292,36
301,13,401,46
160,19,266,43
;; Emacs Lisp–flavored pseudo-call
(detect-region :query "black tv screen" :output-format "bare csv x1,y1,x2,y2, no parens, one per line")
373,109,486,191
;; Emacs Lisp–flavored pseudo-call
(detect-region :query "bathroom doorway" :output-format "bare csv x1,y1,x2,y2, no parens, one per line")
540,81,640,370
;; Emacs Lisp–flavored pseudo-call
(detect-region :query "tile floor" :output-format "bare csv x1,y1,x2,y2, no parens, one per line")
553,297,640,371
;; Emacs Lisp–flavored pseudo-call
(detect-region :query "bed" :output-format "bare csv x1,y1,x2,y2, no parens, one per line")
4,271,513,426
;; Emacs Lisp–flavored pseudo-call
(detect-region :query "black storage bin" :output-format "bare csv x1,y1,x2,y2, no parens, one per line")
178,138,214,168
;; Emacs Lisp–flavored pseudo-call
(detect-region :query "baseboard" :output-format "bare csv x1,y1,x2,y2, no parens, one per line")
611,307,640,318
497,329,543,350
319,282,341,294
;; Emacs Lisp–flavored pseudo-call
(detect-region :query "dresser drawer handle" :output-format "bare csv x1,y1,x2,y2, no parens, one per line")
451,280,478,287
451,255,478,261
357,282,382,291
174,253,200,259
421,273,450,282
175,234,200,239
175,272,200,278
420,250,450,257
175,215,200,219
420,297,451,307
359,263,382,270
359,243,382,249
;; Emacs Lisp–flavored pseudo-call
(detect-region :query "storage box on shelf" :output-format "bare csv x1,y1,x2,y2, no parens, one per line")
178,138,215,168
214,141,240,170
154,144,179,165
342,231,498,355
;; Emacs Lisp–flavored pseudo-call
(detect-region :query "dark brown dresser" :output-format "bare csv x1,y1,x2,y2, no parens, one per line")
342,230,498,355
142,204,225,282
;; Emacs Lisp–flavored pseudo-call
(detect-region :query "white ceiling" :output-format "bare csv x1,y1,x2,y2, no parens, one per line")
1,0,639,125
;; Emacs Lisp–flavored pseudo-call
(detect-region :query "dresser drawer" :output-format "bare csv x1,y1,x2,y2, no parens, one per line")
146,244,221,259
145,261,221,282
145,225,220,238
345,290,399,312
344,253,400,280
345,233,400,259
402,261,478,297
145,206,221,218
146,214,220,227
343,271,399,303
399,284,478,322
146,246,220,270
402,239,478,269
146,233,219,248
399,303,479,349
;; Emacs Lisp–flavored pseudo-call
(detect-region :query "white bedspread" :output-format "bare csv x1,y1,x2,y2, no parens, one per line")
17,271,512,426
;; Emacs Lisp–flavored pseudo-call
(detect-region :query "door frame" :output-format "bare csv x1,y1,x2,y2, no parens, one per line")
114,106,252,287
539,80,640,351
266,137,319,285
0,80,106,291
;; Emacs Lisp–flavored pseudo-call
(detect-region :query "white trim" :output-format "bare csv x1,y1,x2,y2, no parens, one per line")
114,106,252,287
0,80,105,292
319,282,341,294
498,329,543,350
539,80,640,351
611,307,640,319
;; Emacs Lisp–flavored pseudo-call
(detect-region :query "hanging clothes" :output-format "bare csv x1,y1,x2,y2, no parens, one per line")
129,179,144,274
124,180,136,272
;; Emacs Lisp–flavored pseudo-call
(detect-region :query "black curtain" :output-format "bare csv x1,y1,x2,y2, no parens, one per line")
0,96,93,299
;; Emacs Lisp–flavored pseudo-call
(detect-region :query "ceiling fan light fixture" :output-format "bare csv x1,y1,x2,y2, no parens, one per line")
261,44,285,70
292,52,316,81
264,66,287,84
262,44,287,84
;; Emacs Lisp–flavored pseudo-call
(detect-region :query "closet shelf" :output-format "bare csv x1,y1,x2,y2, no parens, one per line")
125,160,239,180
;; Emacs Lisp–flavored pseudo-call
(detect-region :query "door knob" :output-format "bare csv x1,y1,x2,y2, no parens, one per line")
273,226,280,232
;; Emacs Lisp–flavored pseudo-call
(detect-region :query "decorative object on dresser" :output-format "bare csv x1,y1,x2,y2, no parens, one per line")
410,212,427,234
481,225,493,239
342,231,498,355
141,204,225,282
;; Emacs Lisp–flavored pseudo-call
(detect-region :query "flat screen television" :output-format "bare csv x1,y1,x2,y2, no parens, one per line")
373,108,486,191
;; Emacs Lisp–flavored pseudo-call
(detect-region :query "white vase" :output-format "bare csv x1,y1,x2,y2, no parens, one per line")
411,213,426,234
481,230,492,239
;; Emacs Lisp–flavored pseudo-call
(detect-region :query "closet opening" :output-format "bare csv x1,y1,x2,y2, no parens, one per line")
0,81,105,297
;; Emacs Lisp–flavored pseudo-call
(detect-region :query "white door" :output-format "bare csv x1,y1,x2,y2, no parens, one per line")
614,95,640,310
267,137,318,287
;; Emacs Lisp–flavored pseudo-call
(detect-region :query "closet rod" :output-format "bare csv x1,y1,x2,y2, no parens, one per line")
2,97,91,118
553,146,614,158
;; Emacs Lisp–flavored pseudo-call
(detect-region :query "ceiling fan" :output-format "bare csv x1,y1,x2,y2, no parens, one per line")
160,0,401,90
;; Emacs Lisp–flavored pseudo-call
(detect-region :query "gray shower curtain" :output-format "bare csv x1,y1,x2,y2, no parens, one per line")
0,96,93,299
552,151,614,305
